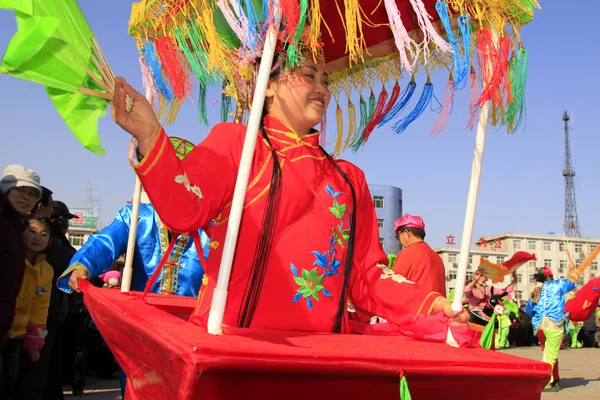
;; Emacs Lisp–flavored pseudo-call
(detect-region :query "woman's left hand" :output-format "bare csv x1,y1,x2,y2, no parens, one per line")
435,297,470,323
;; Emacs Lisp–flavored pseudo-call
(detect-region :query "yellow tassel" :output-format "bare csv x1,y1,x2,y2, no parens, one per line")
334,104,344,156
343,100,356,150
165,99,183,125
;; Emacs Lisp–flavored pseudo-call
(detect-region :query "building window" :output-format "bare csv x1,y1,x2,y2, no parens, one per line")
559,242,565,251
69,233,84,247
591,244,597,252
448,271,457,280
514,240,521,250
496,256,505,264
469,255,473,265
543,241,552,251
379,238,384,247
516,274,522,283
543,259,552,268
527,240,536,250
591,261,598,271
529,260,537,268
448,253,457,263
559,260,567,271
373,196,384,209
515,290,523,301
466,272,473,281
530,276,537,284
575,243,583,253
377,219,384,228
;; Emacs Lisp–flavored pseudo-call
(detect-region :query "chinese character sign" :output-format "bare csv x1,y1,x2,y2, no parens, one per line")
446,235,455,245
71,212,85,226
494,238,502,250
479,237,488,248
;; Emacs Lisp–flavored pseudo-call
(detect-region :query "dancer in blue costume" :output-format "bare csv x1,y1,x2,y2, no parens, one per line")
525,266,577,392
57,138,210,397
58,137,210,296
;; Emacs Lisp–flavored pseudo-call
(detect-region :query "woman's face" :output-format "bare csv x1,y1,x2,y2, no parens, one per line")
23,220,50,254
7,186,38,215
266,58,331,134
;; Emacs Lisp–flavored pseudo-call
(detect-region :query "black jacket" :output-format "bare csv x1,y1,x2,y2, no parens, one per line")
45,232,76,321
0,193,26,347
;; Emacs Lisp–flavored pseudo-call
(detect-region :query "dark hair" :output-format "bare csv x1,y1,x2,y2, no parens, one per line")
23,213,53,236
32,186,53,212
397,226,425,240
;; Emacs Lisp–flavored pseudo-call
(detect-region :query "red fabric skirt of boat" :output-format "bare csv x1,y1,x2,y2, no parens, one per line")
79,281,550,400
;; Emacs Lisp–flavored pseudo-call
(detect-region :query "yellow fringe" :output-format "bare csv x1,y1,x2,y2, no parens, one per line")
334,104,344,156
343,101,356,151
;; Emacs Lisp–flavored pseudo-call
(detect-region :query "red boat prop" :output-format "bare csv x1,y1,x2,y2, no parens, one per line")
80,281,549,399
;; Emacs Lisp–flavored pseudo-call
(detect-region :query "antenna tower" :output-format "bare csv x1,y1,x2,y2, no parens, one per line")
562,111,581,237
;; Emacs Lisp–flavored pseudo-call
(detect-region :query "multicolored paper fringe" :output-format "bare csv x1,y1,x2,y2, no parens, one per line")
129,0,541,152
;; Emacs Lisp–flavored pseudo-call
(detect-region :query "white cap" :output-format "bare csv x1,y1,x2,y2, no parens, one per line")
0,164,42,200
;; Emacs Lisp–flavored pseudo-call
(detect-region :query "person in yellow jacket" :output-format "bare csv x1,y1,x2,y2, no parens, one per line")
1,214,53,398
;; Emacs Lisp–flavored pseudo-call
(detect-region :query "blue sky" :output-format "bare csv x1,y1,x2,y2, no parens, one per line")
1,1,599,248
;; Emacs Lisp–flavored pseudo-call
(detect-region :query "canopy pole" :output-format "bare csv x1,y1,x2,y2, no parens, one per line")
446,29,497,347
207,27,278,335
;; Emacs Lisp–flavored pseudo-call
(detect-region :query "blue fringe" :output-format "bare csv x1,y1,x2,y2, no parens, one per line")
456,15,472,90
377,80,417,127
392,82,434,134
436,2,462,84
141,42,173,101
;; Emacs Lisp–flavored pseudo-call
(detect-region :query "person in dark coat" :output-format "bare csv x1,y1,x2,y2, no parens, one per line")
0,165,42,350
0,165,42,396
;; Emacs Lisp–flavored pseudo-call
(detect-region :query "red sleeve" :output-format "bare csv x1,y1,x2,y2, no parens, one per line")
344,164,443,328
128,123,244,233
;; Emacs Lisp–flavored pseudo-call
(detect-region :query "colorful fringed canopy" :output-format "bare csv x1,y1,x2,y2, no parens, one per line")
129,0,540,153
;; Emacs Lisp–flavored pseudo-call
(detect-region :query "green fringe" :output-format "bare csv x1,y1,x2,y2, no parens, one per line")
198,83,208,125
505,48,528,134
400,376,412,400
286,0,309,67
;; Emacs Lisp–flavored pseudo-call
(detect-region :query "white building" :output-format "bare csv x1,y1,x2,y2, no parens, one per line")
67,209,99,250
435,232,600,303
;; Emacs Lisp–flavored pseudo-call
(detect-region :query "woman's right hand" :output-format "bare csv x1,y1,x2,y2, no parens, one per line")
69,269,90,293
111,77,161,154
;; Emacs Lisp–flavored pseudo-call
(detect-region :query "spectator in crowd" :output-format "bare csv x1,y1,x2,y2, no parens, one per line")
31,186,54,219
2,215,53,398
0,165,42,352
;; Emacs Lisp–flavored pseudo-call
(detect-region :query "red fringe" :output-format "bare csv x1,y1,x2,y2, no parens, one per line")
498,36,513,106
280,0,300,37
361,82,402,143
154,36,192,101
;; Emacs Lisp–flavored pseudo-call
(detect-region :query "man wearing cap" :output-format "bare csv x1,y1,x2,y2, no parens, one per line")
525,266,578,392
0,165,42,352
391,214,446,295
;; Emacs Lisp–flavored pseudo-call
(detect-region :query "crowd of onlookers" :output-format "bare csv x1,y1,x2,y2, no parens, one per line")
1,164,117,399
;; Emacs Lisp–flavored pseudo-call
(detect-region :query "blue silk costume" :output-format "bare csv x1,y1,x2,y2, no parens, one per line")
525,279,577,333
58,203,210,296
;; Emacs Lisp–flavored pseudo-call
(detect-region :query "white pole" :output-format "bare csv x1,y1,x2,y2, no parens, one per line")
445,30,497,347
450,100,491,311
121,87,153,292
207,27,278,335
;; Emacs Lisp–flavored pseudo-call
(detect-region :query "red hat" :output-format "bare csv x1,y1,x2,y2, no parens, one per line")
543,266,553,276
394,214,425,235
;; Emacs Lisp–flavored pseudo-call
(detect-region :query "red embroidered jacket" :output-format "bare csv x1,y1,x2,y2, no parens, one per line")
130,116,442,333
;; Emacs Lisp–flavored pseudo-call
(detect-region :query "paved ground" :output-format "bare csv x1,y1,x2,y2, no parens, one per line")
63,347,599,399
501,346,600,399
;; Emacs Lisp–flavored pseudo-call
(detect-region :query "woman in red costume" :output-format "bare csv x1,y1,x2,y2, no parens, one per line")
106,43,467,334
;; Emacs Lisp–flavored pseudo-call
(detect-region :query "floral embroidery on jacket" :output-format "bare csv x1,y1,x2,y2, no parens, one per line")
290,185,350,310
175,173,203,200
377,263,415,284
